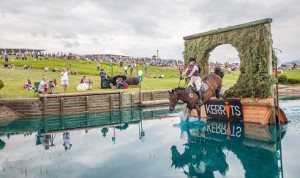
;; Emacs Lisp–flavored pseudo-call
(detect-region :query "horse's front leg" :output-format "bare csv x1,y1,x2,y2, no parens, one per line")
215,89,220,99
195,105,201,120
183,107,190,122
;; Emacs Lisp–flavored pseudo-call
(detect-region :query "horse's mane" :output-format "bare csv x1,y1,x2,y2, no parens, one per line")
174,87,185,91
214,67,224,79
172,87,186,91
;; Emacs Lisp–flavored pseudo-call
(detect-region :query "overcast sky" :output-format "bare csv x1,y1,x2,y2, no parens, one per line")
0,0,299,61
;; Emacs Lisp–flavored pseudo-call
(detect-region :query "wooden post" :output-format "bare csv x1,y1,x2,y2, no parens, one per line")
119,91,123,108
43,116,48,133
140,107,143,121
110,110,113,122
131,93,134,107
275,59,280,124
139,83,142,106
86,113,90,127
60,115,64,129
131,107,134,121
85,96,89,112
60,98,64,115
42,96,47,115
151,92,154,100
120,109,123,123
110,95,113,109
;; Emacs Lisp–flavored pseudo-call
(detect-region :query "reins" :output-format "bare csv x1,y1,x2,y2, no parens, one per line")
177,77,189,88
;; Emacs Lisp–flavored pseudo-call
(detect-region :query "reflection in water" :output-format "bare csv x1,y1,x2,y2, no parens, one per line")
0,103,295,178
101,127,109,137
0,139,5,150
36,133,56,150
63,132,72,151
172,119,285,178
0,106,180,150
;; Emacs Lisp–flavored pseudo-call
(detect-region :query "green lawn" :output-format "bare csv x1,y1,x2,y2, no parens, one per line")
0,68,181,98
1,56,179,78
280,69,300,80
0,57,181,98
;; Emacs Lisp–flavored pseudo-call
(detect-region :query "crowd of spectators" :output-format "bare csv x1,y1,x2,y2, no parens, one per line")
79,54,180,67
2,51,182,68
278,63,297,70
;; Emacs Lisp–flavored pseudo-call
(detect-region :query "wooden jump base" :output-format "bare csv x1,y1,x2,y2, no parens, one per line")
0,90,287,125
193,98,288,125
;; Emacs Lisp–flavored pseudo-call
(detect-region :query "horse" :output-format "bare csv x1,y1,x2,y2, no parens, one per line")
168,69,223,116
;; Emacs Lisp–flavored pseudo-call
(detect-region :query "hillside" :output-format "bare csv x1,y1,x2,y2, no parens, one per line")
0,56,179,78
285,59,300,64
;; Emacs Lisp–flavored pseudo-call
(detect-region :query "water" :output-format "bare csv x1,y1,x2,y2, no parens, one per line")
0,100,299,178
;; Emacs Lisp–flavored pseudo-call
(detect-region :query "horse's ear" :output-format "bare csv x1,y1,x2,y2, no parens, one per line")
168,90,173,94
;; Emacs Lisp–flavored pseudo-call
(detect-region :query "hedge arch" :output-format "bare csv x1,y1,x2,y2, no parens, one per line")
183,18,277,98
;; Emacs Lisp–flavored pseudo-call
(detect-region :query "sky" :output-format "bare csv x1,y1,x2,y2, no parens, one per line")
0,0,299,62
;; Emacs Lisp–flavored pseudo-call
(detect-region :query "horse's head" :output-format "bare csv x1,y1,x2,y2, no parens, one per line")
168,89,179,111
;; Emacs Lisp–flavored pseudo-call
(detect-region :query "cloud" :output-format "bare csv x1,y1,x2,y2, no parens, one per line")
64,40,80,48
0,0,299,60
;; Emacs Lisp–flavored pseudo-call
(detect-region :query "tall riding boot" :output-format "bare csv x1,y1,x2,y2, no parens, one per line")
197,90,203,105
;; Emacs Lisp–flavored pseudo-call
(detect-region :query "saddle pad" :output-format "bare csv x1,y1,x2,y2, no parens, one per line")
200,82,209,93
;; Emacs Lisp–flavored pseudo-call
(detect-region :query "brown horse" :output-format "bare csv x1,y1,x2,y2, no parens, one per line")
169,71,223,113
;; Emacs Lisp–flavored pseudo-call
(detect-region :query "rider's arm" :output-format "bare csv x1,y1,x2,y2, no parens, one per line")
187,69,195,77
181,68,188,76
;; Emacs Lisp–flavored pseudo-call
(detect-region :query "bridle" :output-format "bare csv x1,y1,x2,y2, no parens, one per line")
169,92,179,110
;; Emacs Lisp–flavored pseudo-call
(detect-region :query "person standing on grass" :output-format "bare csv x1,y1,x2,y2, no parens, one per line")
97,62,100,71
130,65,134,76
178,64,184,76
123,65,128,75
61,68,69,92
144,65,148,78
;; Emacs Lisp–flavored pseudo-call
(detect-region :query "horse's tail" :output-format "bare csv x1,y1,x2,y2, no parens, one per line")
214,67,224,79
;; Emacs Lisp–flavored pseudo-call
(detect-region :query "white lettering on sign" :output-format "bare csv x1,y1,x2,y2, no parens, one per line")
206,104,241,116
206,123,242,138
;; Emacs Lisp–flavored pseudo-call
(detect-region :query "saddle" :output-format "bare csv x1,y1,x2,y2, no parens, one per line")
189,82,209,96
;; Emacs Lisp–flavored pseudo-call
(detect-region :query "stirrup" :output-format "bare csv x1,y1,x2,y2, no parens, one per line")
198,100,203,105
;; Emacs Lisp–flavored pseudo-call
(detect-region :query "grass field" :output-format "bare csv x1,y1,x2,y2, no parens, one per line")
0,56,298,98
0,57,184,98
280,68,300,80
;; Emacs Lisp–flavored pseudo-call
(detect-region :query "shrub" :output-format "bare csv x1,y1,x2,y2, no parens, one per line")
0,79,4,90
287,78,300,84
278,75,288,84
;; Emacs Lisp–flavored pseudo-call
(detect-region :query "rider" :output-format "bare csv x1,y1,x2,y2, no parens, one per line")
180,57,203,105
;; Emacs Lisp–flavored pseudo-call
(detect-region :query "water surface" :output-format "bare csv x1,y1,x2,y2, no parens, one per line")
0,100,299,178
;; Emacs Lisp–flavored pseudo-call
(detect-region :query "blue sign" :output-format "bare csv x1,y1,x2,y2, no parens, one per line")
138,76,143,82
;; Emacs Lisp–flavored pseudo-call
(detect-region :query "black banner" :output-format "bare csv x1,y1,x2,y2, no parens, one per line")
204,99,243,121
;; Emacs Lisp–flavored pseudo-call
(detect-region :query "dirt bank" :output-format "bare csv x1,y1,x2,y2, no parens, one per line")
278,85,300,98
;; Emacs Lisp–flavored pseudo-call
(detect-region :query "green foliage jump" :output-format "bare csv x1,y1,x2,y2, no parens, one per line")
0,79,4,90
183,18,277,98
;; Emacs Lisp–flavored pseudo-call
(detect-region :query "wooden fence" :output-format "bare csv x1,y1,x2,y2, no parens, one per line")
0,90,170,116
